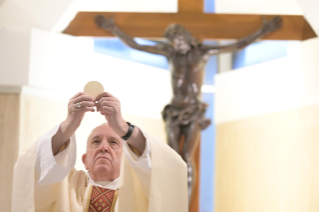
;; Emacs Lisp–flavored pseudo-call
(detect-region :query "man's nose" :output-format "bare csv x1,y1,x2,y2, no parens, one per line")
99,140,110,152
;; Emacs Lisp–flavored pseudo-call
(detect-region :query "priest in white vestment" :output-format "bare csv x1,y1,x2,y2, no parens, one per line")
11,92,188,212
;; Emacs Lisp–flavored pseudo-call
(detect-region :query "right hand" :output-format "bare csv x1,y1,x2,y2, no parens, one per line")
95,15,115,31
262,16,283,33
62,92,95,132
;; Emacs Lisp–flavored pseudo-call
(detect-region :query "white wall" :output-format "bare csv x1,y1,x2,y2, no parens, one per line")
52,0,178,32
0,0,178,33
0,27,31,86
0,27,172,118
0,0,74,30
78,0,177,12
0,27,172,171
297,0,319,45
215,0,303,15
215,38,319,124
28,28,172,119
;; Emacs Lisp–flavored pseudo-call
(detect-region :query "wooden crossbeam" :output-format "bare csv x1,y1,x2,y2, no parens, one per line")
178,0,204,12
64,12,316,40
63,0,315,41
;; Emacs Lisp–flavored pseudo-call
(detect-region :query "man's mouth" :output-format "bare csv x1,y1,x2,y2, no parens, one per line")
95,155,111,162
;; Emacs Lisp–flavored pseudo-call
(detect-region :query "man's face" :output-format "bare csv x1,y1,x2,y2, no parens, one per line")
171,35,191,54
82,124,123,181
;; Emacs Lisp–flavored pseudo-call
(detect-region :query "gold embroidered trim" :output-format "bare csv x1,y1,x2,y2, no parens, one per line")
83,184,93,212
110,189,119,212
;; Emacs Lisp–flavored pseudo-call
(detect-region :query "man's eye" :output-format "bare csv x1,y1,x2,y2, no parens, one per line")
93,140,100,143
110,141,117,144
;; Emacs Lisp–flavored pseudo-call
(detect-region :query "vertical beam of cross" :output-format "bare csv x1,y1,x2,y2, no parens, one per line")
178,0,204,13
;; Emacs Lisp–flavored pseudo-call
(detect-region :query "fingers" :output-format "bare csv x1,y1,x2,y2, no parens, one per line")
95,96,119,112
68,92,120,117
95,14,103,19
100,106,116,116
97,101,119,112
72,94,94,104
95,15,114,29
277,17,283,26
262,16,267,24
78,101,95,107
95,15,104,26
263,16,283,32
82,106,95,112
68,93,96,116
273,16,282,24
95,92,115,101
95,97,121,116
70,104,95,112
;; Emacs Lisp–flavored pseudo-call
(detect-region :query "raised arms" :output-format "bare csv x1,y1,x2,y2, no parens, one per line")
52,93,95,155
95,15,170,57
202,16,283,56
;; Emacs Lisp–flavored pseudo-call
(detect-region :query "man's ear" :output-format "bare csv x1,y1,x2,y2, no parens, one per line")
82,154,89,170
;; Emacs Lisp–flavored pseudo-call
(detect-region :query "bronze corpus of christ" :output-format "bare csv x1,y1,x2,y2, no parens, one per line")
95,15,282,201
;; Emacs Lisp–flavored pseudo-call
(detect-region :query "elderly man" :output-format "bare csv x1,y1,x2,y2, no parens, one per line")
12,92,187,212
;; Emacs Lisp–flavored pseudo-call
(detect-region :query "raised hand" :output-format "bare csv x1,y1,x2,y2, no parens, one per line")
262,16,283,33
95,15,115,31
95,92,128,137
62,92,95,132
52,92,95,155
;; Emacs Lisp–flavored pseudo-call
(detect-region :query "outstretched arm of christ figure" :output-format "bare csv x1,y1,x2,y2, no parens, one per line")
95,15,170,57
202,16,283,56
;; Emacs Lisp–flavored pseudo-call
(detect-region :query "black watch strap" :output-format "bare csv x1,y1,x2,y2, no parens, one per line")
121,122,135,140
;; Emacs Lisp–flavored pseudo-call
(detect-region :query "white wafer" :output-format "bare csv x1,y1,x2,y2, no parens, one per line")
84,81,104,99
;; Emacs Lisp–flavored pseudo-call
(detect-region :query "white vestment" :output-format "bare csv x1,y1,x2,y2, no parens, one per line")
12,123,188,212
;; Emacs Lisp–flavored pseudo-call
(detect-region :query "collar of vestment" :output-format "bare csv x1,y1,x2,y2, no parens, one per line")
87,171,120,190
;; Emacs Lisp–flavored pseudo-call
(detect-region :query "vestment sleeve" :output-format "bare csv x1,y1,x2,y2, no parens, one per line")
122,127,152,197
35,123,77,185
117,129,188,212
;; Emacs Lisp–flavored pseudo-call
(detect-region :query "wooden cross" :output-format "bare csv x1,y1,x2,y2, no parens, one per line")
64,0,316,40
63,1,316,211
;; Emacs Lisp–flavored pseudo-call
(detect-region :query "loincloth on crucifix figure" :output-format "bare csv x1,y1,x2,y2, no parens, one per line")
162,103,211,130
162,102,211,199
95,14,282,201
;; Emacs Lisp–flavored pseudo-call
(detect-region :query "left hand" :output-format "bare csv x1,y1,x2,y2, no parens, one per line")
95,15,116,31
95,92,129,137
262,16,283,33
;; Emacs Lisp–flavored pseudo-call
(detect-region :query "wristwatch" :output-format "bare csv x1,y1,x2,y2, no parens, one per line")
121,122,135,140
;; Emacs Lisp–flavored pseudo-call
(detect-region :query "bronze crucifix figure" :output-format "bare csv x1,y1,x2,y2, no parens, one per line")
95,15,282,201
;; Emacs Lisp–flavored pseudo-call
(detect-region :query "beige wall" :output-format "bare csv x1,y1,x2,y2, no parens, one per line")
215,103,319,212
214,37,319,212
0,93,66,211
0,94,20,212
19,94,67,151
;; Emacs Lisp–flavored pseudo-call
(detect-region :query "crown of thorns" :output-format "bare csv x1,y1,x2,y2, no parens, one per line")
164,24,192,39
163,24,199,46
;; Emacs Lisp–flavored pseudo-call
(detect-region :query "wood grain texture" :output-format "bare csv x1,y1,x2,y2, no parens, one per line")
189,135,201,212
0,94,20,212
64,12,316,41
178,0,204,12
215,103,319,212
